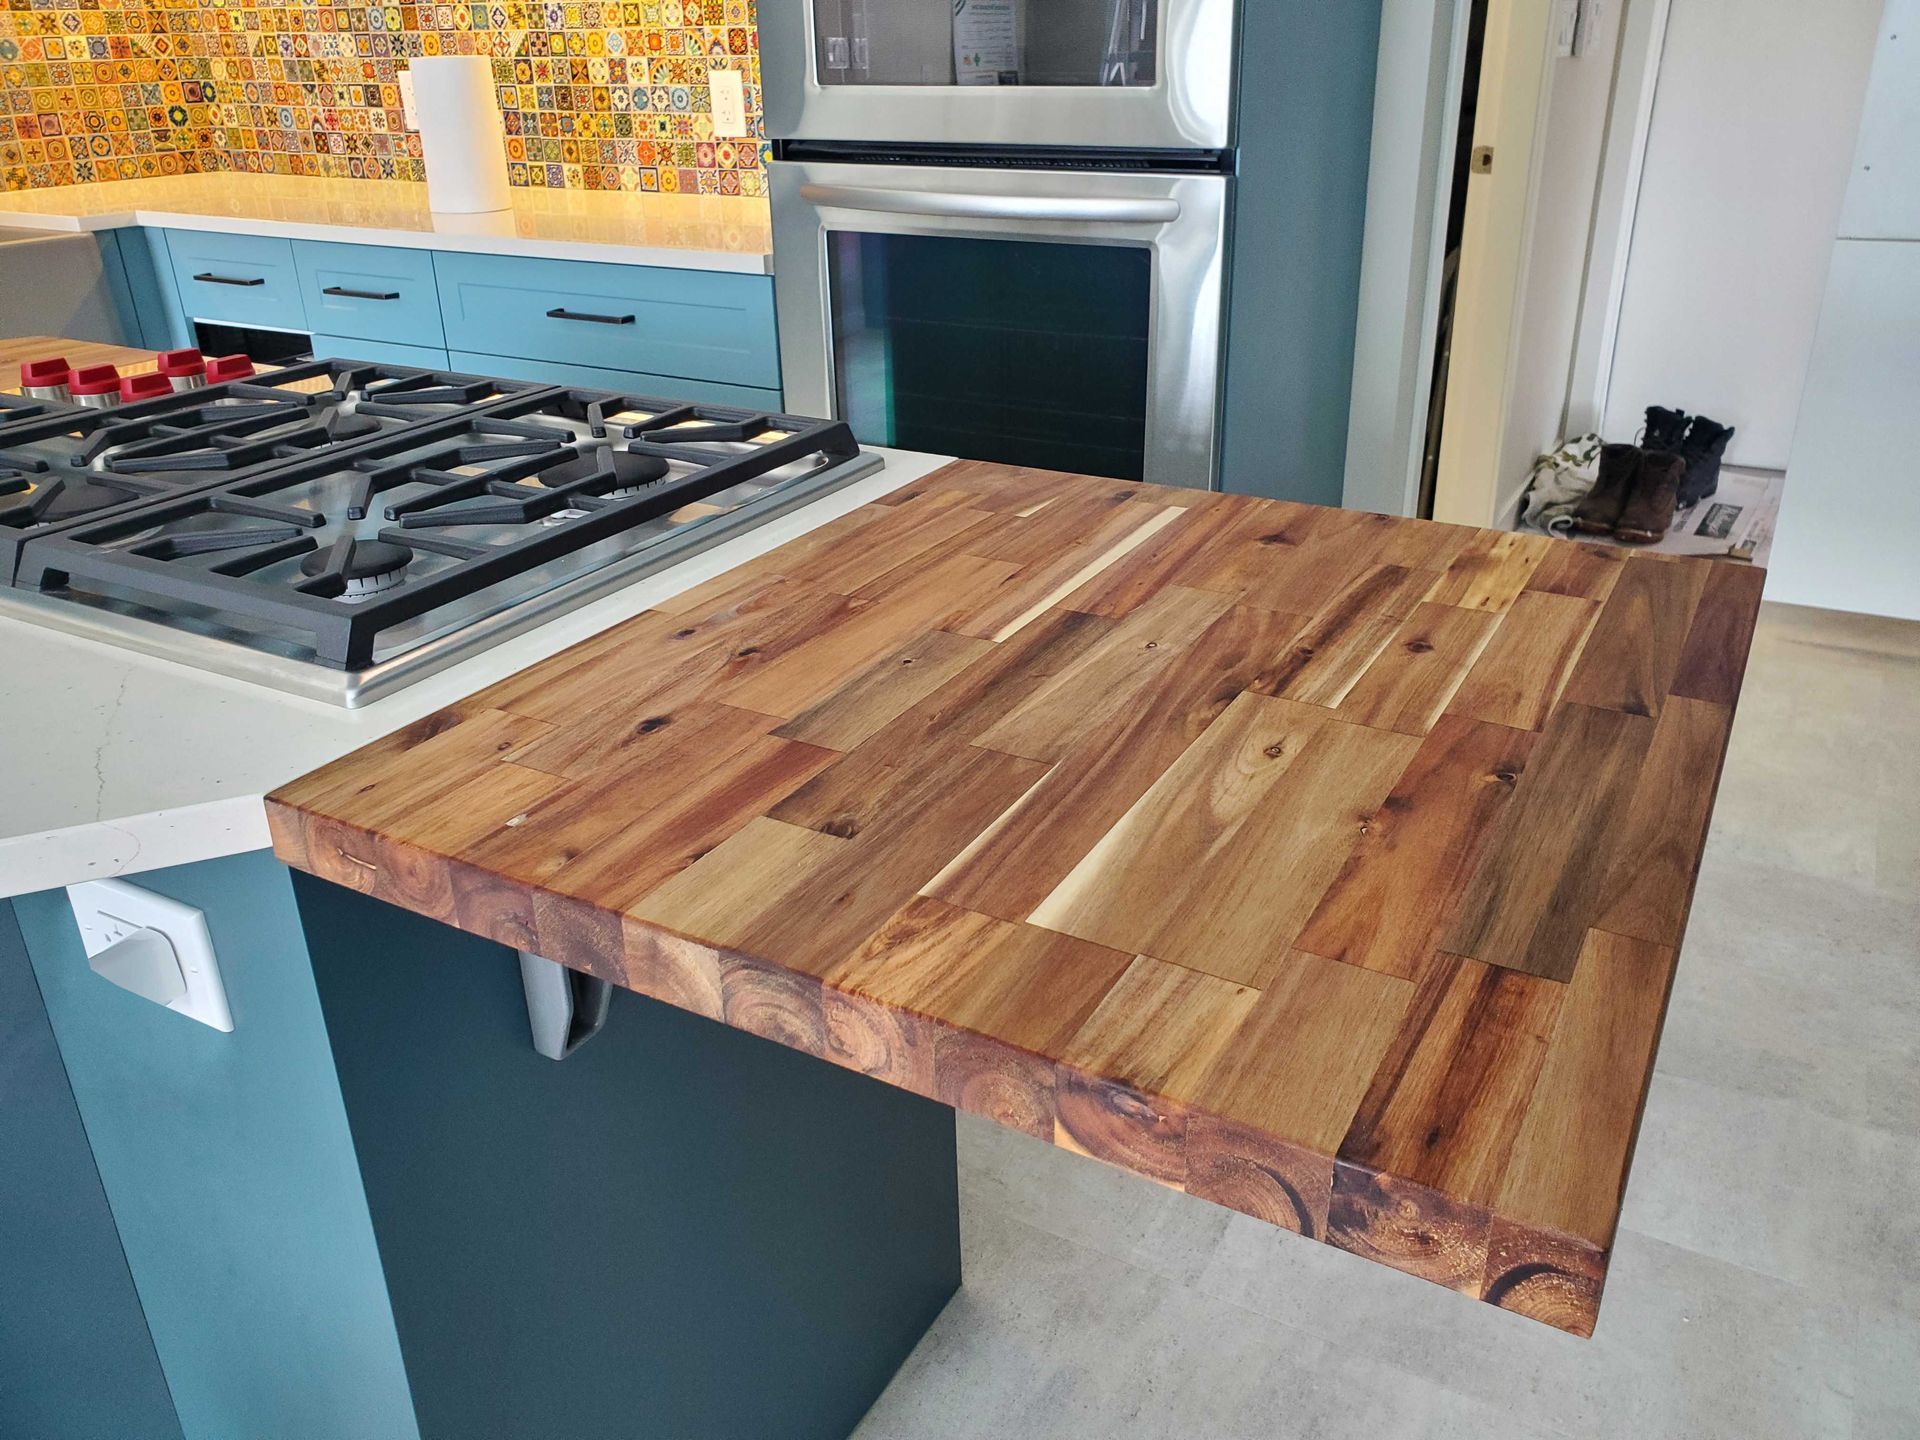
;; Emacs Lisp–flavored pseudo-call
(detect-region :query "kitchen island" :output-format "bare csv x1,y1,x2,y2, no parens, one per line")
270,459,1766,1343
0,335,965,1439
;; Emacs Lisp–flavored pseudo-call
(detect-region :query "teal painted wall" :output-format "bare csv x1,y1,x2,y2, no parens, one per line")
1220,0,1385,503
0,899,182,1440
15,854,419,1440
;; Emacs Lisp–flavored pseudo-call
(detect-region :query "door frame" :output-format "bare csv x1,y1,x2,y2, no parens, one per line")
1341,0,1474,518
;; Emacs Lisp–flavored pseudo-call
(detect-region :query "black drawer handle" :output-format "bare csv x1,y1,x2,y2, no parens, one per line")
322,285,401,301
193,273,266,287
546,307,635,325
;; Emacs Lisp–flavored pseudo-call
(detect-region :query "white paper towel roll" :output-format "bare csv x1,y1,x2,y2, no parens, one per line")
411,56,512,214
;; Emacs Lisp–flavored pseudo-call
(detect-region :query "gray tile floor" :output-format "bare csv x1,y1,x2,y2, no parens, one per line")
852,601,1920,1440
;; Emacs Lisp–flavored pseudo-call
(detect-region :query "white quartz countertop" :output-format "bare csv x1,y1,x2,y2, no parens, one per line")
0,448,950,900
0,173,773,273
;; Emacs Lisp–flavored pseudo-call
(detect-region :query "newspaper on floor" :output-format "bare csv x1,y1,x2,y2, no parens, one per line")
1524,466,1780,565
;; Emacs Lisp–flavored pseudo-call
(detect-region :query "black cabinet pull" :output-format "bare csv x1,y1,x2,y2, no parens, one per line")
193,273,266,287
545,307,635,325
322,285,401,301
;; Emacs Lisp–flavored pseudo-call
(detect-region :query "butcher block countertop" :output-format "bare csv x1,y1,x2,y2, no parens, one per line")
267,461,1766,1337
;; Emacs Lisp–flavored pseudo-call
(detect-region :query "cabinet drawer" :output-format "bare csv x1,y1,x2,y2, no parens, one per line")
447,352,783,410
309,334,452,371
434,253,779,389
295,241,444,346
164,230,307,332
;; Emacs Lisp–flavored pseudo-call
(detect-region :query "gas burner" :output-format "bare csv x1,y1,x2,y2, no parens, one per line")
532,449,672,497
299,537,415,599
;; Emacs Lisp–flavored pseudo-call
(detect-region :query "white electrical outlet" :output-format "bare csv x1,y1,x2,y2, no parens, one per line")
398,69,419,129
68,879,233,1032
710,67,747,138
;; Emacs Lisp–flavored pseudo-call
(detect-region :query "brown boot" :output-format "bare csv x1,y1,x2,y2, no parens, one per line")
1571,443,1643,534
1616,450,1683,543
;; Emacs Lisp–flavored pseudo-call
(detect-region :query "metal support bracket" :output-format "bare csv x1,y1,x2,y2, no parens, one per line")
518,950,613,1060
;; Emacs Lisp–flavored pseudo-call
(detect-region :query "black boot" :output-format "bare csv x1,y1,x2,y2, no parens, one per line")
1616,451,1684,544
1677,416,1734,507
1572,442,1643,535
1643,405,1689,452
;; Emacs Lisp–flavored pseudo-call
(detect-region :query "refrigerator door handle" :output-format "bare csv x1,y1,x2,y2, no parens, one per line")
797,184,1182,226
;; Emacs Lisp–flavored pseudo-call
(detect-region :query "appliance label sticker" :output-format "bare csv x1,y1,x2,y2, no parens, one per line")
953,0,1019,86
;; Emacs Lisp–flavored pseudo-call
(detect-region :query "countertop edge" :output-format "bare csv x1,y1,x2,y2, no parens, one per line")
0,448,956,900
263,794,1621,1339
0,794,272,901
0,204,775,274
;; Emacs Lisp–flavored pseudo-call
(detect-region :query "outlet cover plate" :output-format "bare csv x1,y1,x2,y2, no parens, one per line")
68,879,233,1032
710,67,748,138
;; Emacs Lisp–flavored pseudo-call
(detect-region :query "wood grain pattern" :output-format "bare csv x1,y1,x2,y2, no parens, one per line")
268,459,1765,1337
1446,590,1600,732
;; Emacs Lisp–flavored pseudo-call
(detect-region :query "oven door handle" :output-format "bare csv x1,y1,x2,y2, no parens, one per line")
797,184,1182,226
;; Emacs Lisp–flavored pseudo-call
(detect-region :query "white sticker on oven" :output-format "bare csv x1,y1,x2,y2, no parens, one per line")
953,0,1019,86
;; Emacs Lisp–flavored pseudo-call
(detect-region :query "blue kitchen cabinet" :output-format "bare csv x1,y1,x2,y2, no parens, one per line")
294,240,446,348
433,250,781,389
162,230,310,334
310,333,453,370
0,899,183,1440
14,854,420,1440
97,227,196,353
448,349,783,408
136,231,784,406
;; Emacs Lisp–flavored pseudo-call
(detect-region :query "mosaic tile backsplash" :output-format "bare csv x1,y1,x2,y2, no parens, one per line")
0,0,764,193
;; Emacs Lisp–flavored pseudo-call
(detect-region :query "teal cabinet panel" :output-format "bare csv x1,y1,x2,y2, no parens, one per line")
448,349,783,408
16,854,418,1440
309,333,452,371
294,241,445,346
163,230,309,333
297,875,959,1440
0,900,182,1440
101,227,194,351
1218,0,1382,501
434,251,780,388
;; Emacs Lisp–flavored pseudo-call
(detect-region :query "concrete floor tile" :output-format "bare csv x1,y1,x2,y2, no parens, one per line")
849,604,1918,1439
1852,1307,1920,1440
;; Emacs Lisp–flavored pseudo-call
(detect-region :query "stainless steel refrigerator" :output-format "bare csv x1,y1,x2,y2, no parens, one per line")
763,0,1384,502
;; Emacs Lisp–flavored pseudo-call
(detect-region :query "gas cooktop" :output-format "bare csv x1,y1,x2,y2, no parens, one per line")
0,359,545,583
0,372,880,705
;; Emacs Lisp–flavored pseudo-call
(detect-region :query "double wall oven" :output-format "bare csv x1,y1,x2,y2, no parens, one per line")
762,0,1238,489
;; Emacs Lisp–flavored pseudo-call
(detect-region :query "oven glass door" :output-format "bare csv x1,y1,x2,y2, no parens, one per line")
812,0,1157,88
773,160,1229,490
830,231,1151,480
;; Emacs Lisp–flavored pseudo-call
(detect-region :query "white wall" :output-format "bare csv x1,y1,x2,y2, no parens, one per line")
1769,0,1920,621
1497,0,1629,514
1601,0,1883,468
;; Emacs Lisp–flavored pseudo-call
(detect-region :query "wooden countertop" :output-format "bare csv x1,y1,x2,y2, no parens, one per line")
267,461,1765,1337
0,335,164,383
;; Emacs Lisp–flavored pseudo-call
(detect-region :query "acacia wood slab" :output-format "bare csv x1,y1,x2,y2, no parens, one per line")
268,460,1766,1337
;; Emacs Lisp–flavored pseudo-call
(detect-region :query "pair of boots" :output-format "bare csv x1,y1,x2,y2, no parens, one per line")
1573,407,1735,543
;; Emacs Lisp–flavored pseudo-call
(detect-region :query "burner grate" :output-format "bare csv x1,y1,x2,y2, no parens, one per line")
15,387,865,671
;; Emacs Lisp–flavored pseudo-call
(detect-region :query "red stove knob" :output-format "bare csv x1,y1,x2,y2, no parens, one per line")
205,354,256,384
69,363,122,408
120,372,174,403
20,357,70,393
156,348,207,389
